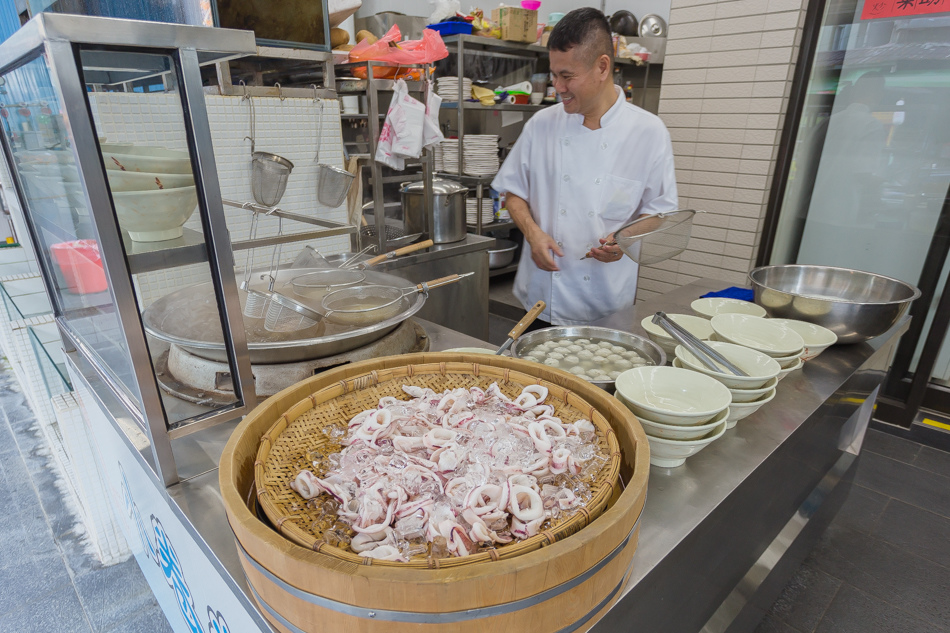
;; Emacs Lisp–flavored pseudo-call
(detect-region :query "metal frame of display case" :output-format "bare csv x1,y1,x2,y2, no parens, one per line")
0,14,260,487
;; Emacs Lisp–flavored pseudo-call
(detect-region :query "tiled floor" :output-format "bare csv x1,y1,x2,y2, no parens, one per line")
0,361,171,633
1,348,949,632
756,429,950,633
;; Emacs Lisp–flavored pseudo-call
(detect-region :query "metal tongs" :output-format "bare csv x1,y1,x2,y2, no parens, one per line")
652,311,748,377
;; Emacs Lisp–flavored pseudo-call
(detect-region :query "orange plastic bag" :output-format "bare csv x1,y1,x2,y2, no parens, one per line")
348,25,449,65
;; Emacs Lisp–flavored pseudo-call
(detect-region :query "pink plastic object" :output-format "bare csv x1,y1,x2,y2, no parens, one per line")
50,240,108,294
521,0,541,10
348,25,449,65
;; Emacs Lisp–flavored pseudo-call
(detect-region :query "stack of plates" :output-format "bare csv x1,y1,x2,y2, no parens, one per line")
466,198,494,226
440,135,499,177
436,77,472,101
433,143,444,172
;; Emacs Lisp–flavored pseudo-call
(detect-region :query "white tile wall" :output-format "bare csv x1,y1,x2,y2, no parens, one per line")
638,0,810,303
88,92,352,307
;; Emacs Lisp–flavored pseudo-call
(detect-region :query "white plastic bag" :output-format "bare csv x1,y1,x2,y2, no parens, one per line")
391,86,427,159
375,79,407,169
423,82,445,149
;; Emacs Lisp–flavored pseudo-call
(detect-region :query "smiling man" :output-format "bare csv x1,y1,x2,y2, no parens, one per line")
491,8,678,326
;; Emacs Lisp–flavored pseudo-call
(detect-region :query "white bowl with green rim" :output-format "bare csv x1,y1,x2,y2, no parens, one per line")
769,318,838,361
673,340,780,389
710,313,805,358
691,297,767,319
614,365,731,426
725,387,776,428
643,420,728,468
640,313,714,357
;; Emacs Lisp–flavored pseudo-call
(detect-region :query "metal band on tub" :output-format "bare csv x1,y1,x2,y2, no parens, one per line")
236,505,643,625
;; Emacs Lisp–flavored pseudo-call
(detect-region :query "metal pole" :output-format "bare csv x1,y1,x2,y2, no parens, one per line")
366,60,386,254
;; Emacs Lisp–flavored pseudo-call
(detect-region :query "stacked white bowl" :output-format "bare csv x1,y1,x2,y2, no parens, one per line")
691,297,767,319
101,143,197,242
769,319,838,361
673,340,780,429
640,313,714,357
614,366,731,468
709,314,805,381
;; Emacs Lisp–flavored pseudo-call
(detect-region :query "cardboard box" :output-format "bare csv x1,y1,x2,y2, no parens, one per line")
491,7,538,43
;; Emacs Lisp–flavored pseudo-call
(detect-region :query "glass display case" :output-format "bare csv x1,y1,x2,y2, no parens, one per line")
0,13,258,485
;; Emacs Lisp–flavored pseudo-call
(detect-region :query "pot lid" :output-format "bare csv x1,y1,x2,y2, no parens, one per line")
638,14,668,37
400,178,469,195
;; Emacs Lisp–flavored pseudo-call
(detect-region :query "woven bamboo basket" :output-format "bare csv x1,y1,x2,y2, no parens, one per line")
220,353,650,633
254,360,621,566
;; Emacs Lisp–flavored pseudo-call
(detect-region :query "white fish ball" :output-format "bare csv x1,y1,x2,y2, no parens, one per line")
544,358,561,367
577,350,594,360
569,365,586,375
615,359,633,370
564,355,580,366
547,352,565,361
594,348,611,358
566,344,583,354
608,370,622,380
610,345,626,354
606,354,624,362
598,341,613,349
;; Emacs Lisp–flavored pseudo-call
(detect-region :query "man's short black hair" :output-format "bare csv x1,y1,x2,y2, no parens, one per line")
547,8,613,68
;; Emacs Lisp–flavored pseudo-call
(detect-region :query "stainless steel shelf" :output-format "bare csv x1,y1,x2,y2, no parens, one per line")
336,78,426,94
469,220,515,234
489,262,519,277
441,101,550,111
436,172,496,183
124,227,208,275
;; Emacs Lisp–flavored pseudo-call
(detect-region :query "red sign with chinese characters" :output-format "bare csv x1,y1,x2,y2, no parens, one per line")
862,0,950,19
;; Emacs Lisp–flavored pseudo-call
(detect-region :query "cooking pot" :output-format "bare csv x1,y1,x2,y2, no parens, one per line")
400,178,468,244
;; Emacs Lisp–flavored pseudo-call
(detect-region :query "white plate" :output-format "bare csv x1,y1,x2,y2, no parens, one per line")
710,314,805,357
691,297,767,319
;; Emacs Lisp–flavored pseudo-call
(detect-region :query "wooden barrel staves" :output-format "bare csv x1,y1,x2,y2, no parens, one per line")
219,353,650,633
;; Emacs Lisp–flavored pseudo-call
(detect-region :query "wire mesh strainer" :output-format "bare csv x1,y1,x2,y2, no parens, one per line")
264,292,323,333
252,152,294,208
315,98,354,208
586,210,703,266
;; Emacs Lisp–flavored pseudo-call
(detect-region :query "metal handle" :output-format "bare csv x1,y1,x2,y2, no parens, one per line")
654,312,748,376
508,301,546,341
364,239,434,267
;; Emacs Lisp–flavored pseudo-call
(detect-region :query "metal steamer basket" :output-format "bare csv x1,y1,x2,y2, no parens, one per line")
142,267,428,363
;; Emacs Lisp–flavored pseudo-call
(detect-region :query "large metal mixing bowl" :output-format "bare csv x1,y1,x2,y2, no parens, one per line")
748,265,921,344
511,326,666,392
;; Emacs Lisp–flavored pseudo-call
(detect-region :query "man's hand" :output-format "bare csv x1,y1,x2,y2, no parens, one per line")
587,235,624,263
526,229,564,271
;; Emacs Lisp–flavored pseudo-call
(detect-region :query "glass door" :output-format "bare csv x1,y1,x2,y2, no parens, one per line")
762,0,950,427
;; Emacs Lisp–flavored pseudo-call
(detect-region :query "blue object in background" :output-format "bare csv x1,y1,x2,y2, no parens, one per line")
700,287,755,302
426,21,474,36
0,1,21,44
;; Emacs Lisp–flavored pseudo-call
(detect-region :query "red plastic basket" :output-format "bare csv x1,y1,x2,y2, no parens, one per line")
50,240,108,294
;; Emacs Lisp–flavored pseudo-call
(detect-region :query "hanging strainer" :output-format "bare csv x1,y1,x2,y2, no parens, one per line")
290,269,367,302
314,98,354,208
252,152,294,208
264,292,323,333
240,212,272,318
585,210,703,266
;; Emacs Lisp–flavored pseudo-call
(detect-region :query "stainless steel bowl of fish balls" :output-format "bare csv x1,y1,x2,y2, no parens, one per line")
518,336,650,381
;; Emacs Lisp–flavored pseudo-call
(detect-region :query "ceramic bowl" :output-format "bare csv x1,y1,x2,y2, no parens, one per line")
728,376,779,403
614,365,732,426
673,340,781,389
644,420,728,468
631,406,729,441
776,352,804,369
640,313,715,357
103,146,192,174
769,318,838,361
112,186,198,242
777,357,804,381
106,169,195,192
710,313,805,357
725,387,777,428
691,297,767,319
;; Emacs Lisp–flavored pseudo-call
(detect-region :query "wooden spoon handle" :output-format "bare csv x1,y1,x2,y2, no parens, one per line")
508,301,546,341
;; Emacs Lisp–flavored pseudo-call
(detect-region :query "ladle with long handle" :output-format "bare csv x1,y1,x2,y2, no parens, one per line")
496,301,546,355
653,311,748,376
346,239,434,270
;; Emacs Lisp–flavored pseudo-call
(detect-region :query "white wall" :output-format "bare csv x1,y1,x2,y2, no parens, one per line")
355,0,672,25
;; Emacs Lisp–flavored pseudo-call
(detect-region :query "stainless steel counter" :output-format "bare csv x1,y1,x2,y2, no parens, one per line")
77,279,909,633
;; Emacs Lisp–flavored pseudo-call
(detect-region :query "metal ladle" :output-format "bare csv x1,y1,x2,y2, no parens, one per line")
653,311,748,377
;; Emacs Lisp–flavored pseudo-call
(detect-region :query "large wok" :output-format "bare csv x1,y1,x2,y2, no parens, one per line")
142,266,427,364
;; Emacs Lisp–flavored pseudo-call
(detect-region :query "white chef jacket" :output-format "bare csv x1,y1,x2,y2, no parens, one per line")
491,85,678,325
